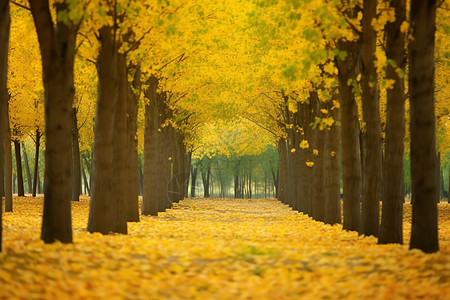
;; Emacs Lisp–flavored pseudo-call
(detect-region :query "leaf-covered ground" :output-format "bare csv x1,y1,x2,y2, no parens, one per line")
1,197,450,299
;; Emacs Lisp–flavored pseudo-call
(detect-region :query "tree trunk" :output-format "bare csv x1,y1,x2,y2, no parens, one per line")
379,0,406,245
111,53,128,227
0,0,7,251
81,159,89,195
408,0,439,253
14,140,24,196
82,155,91,196
138,156,143,196
32,130,41,197
276,139,287,204
22,143,32,194
142,76,167,216
324,91,341,225
72,108,81,201
360,0,382,237
336,33,361,232
185,151,192,198
440,165,445,200
4,96,12,211
126,64,140,222
191,166,197,197
88,26,127,234
29,0,76,244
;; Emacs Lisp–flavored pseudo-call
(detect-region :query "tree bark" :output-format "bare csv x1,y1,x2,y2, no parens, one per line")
324,91,341,225
22,143,32,194
81,159,89,195
379,0,406,245
142,76,167,215
14,140,24,196
0,0,7,251
29,0,77,244
111,53,128,228
4,96,12,211
32,130,41,197
126,64,140,222
336,33,361,232
191,166,197,197
408,0,439,253
71,108,81,201
360,0,382,237
88,26,127,234
185,151,192,198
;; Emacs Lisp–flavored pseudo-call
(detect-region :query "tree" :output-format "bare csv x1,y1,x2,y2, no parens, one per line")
335,10,362,232
379,0,406,245
0,0,10,252
408,0,439,253
360,0,382,237
28,0,79,243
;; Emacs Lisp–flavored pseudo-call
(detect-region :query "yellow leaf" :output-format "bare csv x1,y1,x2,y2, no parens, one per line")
300,140,309,149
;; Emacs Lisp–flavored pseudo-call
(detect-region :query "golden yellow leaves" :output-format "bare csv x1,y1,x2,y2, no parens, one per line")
300,139,309,149
1,197,450,299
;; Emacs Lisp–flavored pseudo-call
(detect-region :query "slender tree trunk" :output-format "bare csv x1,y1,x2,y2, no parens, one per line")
4,96,12,211
379,0,406,245
360,0,382,237
81,159,89,195
32,130,41,197
82,155,91,196
185,151,192,198
138,156,143,196
439,164,445,199
191,166,197,197
22,143,32,194
202,168,210,198
14,140,24,196
0,0,7,251
88,26,127,234
408,0,439,253
336,33,361,232
72,108,81,202
126,64,140,222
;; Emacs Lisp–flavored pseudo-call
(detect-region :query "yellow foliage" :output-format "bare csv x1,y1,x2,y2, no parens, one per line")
300,139,309,149
1,197,450,299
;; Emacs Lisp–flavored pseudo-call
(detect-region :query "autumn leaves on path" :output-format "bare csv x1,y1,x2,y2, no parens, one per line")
1,197,450,299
